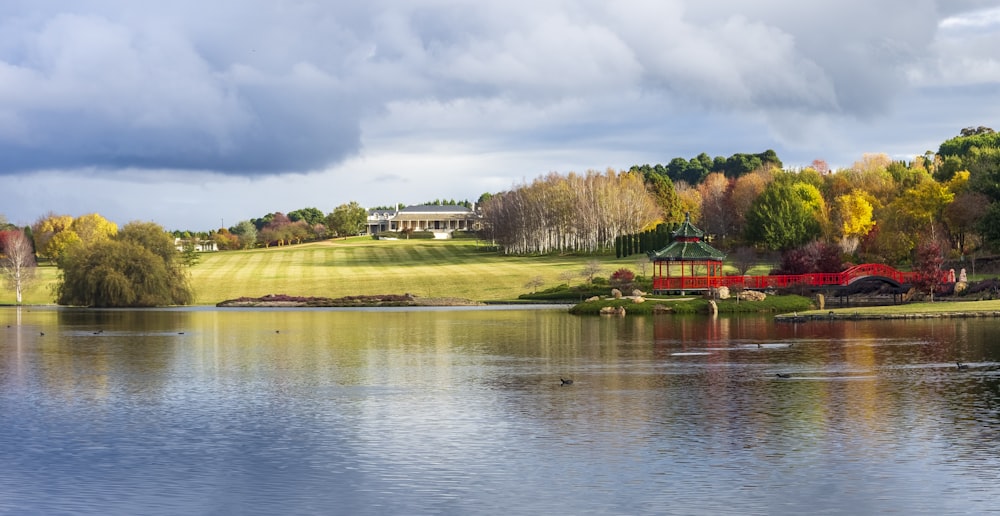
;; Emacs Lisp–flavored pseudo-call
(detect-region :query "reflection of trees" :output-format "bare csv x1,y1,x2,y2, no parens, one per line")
28,309,196,400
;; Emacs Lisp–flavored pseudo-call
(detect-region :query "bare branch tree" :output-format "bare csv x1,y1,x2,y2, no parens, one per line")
0,230,37,304
731,246,757,276
580,260,603,284
524,276,544,293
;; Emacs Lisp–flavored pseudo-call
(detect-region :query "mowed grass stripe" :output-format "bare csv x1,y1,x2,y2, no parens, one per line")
4,238,627,305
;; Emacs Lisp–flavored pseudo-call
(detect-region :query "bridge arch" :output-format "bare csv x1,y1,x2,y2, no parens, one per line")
846,275,903,288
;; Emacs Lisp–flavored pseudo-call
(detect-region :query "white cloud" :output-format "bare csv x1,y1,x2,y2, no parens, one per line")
1,0,1000,228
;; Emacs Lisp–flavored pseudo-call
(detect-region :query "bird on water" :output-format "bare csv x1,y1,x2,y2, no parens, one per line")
956,362,970,370
560,378,573,385
775,373,791,379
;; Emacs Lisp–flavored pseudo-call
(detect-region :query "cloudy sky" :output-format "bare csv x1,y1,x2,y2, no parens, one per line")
2,0,1000,230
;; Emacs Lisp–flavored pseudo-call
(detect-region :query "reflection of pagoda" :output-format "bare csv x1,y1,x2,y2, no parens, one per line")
647,213,726,294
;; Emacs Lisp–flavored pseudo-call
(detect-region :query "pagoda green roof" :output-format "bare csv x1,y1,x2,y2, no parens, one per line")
672,216,704,239
647,240,726,261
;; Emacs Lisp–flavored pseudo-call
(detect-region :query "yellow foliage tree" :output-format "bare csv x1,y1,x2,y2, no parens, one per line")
71,213,118,246
894,179,954,240
33,214,76,261
833,190,875,254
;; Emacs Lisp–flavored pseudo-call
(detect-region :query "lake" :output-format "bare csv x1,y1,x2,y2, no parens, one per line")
2,306,999,515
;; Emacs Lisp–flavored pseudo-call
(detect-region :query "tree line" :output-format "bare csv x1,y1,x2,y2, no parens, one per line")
479,169,663,254
1,212,191,307
605,128,1000,280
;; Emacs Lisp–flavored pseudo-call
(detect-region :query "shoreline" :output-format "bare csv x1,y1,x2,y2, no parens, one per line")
775,299,1000,322
216,293,486,308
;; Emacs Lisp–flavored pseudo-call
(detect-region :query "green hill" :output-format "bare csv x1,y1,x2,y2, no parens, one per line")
189,238,625,304
2,237,635,306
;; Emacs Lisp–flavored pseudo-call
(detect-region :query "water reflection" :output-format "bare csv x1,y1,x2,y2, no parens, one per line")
1,307,999,515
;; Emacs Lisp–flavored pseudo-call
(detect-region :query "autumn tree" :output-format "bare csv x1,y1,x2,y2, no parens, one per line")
211,228,241,250
0,229,37,304
258,212,293,246
832,190,875,255
32,213,75,261
893,179,953,241
674,182,703,223
912,240,944,301
773,241,844,275
811,159,830,175
698,173,734,243
728,170,772,242
32,213,117,262
72,213,118,246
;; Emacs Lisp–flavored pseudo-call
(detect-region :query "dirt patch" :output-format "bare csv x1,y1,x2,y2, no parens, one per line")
216,293,484,307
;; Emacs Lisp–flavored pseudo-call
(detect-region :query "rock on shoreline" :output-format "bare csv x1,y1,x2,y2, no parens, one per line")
217,293,484,307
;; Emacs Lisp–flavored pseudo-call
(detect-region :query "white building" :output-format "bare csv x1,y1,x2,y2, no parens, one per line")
366,204,481,239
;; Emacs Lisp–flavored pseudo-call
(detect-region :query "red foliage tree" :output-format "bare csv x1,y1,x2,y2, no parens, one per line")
773,241,844,275
912,241,944,301
610,268,635,291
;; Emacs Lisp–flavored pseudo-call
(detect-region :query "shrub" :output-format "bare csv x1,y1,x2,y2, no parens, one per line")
610,268,635,290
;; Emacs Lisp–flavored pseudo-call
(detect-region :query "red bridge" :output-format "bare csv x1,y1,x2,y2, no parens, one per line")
651,263,946,293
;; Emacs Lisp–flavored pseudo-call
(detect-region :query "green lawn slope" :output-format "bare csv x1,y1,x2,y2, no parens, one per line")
186,237,619,305
1,238,634,305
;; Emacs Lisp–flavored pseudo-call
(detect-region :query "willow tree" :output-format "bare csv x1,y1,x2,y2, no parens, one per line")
56,221,193,307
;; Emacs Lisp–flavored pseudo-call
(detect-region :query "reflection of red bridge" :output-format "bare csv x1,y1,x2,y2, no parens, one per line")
652,263,946,293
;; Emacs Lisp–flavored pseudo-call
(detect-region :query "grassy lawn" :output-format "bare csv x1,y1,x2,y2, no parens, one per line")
0,264,60,305
799,299,1000,317
2,238,636,306
185,237,625,305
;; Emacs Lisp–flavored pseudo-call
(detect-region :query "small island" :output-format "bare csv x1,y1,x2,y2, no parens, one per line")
216,293,484,307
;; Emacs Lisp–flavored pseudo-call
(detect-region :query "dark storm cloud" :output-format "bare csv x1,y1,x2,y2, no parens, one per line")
0,0,997,179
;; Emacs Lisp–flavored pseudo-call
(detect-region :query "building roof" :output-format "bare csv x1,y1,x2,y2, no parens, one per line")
672,213,704,239
647,213,726,262
647,240,726,261
398,204,472,214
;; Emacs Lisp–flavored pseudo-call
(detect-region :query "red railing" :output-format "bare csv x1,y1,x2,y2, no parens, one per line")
651,263,946,292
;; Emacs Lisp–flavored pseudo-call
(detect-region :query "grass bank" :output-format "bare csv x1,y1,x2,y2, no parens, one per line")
2,238,629,305
781,299,1000,321
186,238,628,305
569,294,814,315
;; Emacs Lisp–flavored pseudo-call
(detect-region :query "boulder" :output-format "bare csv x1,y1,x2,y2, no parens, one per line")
600,306,626,316
632,296,645,304
652,304,672,314
585,296,600,302
611,288,623,299
738,290,767,302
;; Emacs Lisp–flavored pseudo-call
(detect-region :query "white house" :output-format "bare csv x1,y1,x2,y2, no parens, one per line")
366,204,481,238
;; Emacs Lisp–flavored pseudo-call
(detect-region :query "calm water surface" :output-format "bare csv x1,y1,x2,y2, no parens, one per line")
2,306,1000,515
